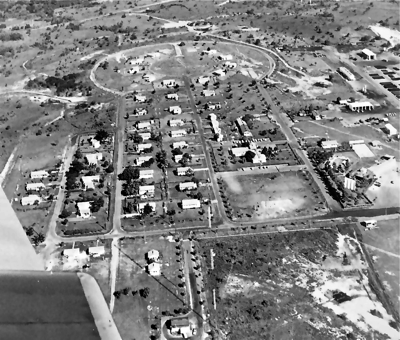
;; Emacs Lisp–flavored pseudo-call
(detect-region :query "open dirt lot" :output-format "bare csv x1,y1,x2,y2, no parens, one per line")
199,229,400,340
219,171,327,221
113,236,188,340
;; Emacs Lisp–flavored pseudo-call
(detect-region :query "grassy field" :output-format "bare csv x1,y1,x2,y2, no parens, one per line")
198,228,399,340
113,237,188,340
219,170,327,221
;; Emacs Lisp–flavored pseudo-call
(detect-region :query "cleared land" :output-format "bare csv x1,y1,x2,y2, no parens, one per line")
219,171,327,221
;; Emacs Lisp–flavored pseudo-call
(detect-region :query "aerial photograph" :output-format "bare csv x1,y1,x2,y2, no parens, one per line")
0,0,399,339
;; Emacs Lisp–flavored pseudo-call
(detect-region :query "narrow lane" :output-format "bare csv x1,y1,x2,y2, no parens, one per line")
183,76,228,224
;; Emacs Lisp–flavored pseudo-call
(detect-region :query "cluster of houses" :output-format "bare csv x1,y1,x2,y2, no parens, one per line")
231,141,267,164
62,243,105,260
21,170,53,206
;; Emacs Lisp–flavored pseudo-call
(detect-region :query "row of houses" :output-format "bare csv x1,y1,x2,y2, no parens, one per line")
63,245,105,259
209,113,223,142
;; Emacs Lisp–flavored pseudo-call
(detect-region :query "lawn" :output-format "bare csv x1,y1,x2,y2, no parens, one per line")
113,237,188,340
219,170,327,221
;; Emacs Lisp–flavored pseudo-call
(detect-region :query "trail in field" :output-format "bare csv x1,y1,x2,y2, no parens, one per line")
309,121,399,153
109,237,120,314
356,241,400,259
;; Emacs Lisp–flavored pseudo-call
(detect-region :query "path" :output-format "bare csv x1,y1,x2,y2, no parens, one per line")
109,237,120,313
0,144,19,186
362,243,400,259
44,109,65,126
0,90,87,104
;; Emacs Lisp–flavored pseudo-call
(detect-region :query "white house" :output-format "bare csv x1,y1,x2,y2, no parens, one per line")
361,48,376,60
179,182,197,191
169,119,184,127
224,61,237,69
134,108,147,116
139,185,155,197
321,140,339,149
147,249,160,262
30,170,49,179
81,176,100,190
135,95,146,103
139,169,154,179
338,67,355,81
174,154,184,162
166,93,179,100
139,132,151,141
173,141,188,149
63,248,81,259
384,123,398,136
198,76,210,85
219,54,233,61
203,49,217,55
213,69,226,77
135,156,153,166
21,195,41,206
231,147,249,157
85,153,103,165
77,201,92,218
26,183,46,191
170,129,187,138
136,120,153,130
88,246,105,257
136,143,153,153
169,106,182,115
90,138,100,149
137,202,156,214
162,79,176,87
169,318,192,338
177,167,192,176
348,101,374,112
143,73,156,82
127,66,141,74
202,90,216,97
182,199,201,209
148,262,161,276
207,103,222,110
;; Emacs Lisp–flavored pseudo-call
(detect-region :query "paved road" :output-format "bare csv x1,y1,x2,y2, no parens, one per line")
183,76,228,224
256,83,341,211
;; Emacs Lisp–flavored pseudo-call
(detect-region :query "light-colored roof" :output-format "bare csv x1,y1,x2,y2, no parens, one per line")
31,170,49,176
88,246,105,255
182,198,201,205
21,195,41,203
86,153,102,164
179,182,197,189
139,185,155,191
63,248,81,257
140,169,154,175
77,201,91,214
26,183,45,189
177,166,191,172
147,249,159,257
362,48,375,56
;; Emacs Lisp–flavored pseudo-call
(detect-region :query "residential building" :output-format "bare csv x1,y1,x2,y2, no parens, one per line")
166,93,179,100
26,183,46,191
179,182,197,191
136,143,153,153
21,195,41,206
134,108,147,116
182,199,201,209
63,248,81,258
169,318,192,337
202,90,216,97
127,66,140,74
231,147,249,157
203,49,217,55
207,103,221,110
348,101,374,112
139,185,155,197
85,153,103,165
81,176,100,190
344,177,356,190
135,156,153,166
338,67,355,81
247,68,258,79
136,120,153,130
209,114,222,142
384,123,398,136
173,141,188,149
77,202,92,218
91,139,101,149
361,48,376,60
213,69,226,77
30,170,49,179
169,106,182,115
321,140,339,149
236,118,252,137
198,76,210,85
135,95,146,103
224,61,237,69
219,54,233,61
170,129,187,138
174,154,184,162
137,202,156,214
177,167,192,176
147,262,161,276
139,169,154,179
169,119,184,127
143,73,156,82
87,246,105,257
147,249,160,262
162,79,176,87
138,132,151,141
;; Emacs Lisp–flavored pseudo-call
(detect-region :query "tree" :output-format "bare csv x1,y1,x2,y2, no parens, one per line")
336,97,341,104
139,287,150,298
106,164,114,173
94,129,109,143
142,203,154,216
195,192,203,200
59,209,71,219
90,197,104,212
118,166,139,182
32,233,45,245
75,148,83,159
244,150,256,162
155,150,168,168
25,227,34,237
129,132,143,144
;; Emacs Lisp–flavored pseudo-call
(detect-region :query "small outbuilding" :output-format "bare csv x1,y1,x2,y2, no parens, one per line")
147,262,161,276
360,48,376,61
